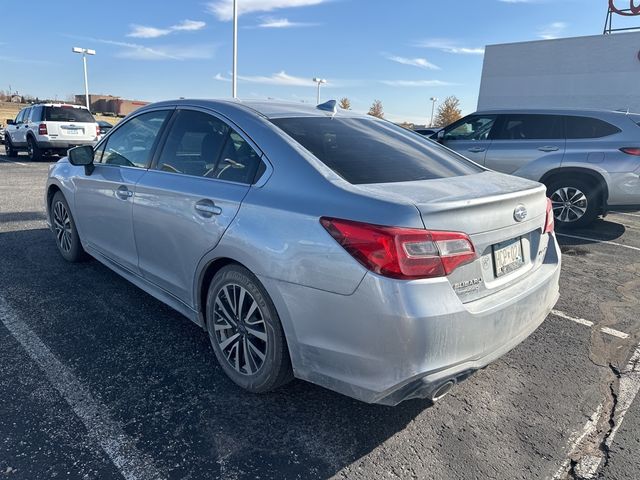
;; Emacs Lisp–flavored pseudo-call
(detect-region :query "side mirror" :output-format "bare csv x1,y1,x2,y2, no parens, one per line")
6,119,15,125
437,130,445,142
68,145,95,175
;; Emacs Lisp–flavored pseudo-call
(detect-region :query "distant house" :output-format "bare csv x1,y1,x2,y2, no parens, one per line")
10,95,22,103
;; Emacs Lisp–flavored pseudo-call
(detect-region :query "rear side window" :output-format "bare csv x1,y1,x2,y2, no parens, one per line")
44,106,95,123
494,114,563,140
565,116,620,139
272,117,482,185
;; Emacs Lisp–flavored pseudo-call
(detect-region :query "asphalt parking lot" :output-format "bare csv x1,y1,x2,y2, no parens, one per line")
1,151,639,480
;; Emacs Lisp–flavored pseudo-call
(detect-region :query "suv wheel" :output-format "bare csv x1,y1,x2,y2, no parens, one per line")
206,264,293,393
546,178,599,229
27,136,42,161
4,137,18,157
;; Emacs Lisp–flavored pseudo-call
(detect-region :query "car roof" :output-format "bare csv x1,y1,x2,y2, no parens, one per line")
146,98,368,120
474,108,639,117
24,103,89,109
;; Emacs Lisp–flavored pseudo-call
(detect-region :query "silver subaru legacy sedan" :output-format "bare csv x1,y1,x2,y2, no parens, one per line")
45,99,561,405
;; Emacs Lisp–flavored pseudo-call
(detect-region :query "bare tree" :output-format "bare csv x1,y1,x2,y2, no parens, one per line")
368,100,384,119
339,97,352,110
433,96,462,127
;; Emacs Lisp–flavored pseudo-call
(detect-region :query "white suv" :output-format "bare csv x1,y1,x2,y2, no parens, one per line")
4,103,99,160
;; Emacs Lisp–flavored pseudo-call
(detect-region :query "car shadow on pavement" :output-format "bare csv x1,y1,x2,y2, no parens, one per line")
0,211,47,223
556,217,626,242
0,228,430,479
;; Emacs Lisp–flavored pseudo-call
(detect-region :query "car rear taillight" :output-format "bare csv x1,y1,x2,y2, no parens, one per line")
38,123,48,135
320,217,476,279
620,147,640,156
543,198,554,234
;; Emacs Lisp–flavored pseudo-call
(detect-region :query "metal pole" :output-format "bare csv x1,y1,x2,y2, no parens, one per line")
316,82,321,104
232,0,238,98
82,53,90,111
430,99,436,127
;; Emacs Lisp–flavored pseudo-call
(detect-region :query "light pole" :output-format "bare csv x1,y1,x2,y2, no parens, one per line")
429,97,438,127
72,47,96,111
232,0,238,98
313,77,326,104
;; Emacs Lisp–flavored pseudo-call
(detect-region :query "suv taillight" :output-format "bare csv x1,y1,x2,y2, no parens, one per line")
320,217,476,279
543,198,555,234
38,123,48,135
620,147,640,156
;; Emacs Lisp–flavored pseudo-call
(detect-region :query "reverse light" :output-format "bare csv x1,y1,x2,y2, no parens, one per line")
620,147,640,156
543,198,555,234
320,217,476,279
38,123,48,135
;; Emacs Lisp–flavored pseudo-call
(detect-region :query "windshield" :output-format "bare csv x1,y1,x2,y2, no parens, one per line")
44,106,95,123
272,117,482,185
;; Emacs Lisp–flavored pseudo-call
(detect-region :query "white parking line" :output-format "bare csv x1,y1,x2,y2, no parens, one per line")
556,233,640,252
551,309,630,339
0,158,28,166
0,297,164,480
611,211,640,218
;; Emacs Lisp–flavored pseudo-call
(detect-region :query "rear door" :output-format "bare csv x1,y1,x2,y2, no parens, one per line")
133,108,264,306
44,106,98,144
73,109,171,273
484,114,565,174
440,114,497,165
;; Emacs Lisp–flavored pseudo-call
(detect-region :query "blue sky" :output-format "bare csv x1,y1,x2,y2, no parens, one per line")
0,0,626,123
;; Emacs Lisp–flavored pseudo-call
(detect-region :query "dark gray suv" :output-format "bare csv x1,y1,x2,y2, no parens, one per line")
438,109,640,227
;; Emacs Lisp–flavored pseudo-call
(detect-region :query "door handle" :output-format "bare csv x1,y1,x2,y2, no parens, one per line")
538,146,559,152
194,199,222,217
115,185,133,200
467,147,486,153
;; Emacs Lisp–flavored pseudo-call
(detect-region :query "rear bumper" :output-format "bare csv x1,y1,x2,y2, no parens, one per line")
263,233,561,405
37,139,96,150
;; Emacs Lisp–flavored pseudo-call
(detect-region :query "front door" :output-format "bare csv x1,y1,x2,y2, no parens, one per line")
440,114,497,165
133,108,264,306
73,109,171,273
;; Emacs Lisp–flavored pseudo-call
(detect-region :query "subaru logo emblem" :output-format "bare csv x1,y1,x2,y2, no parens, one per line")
514,204,527,222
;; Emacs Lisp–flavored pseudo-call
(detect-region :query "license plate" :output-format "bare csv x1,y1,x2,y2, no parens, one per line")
64,128,81,135
492,238,524,277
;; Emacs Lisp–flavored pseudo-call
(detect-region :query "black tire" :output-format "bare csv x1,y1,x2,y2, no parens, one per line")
206,264,292,393
4,137,18,157
27,136,42,161
546,177,600,229
50,191,86,262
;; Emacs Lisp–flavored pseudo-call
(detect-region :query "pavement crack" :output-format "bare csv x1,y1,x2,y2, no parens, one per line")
599,365,621,468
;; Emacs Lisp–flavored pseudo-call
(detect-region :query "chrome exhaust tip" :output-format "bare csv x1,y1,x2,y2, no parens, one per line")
431,380,454,402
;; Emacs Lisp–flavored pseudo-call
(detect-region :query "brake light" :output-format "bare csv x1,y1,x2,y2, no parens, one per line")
320,217,476,279
620,147,640,156
543,198,554,234
38,123,48,135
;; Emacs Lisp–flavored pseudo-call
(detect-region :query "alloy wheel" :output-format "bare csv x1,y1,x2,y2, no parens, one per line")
213,283,268,376
53,201,73,252
550,187,588,223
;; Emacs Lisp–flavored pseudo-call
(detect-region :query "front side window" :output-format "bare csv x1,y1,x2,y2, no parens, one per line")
565,116,621,139
494,114,563,140
272,116,482,185
44,106,95,123
443,115,497,141
156,109,262,184
98,110,169,168
15,109,25,124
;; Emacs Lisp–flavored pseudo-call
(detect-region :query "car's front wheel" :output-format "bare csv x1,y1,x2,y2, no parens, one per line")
206,264,292,393
546,178,600,228
50,191,86,262
4,137,18,157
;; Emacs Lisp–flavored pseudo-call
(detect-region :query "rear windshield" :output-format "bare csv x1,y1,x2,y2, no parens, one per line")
44,106,95,123
271,117,482,184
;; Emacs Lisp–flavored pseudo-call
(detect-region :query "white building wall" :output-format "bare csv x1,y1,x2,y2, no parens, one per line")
478,31,640,112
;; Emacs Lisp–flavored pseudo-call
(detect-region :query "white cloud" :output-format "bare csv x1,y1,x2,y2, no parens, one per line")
127,19,206,38
256,16,318,28
380,79,455,87
172,19,206,31
215,71,318,86
385,54,440,70
537,21,567,39
207,0,327,21
415,39,485,55
88,38,215,60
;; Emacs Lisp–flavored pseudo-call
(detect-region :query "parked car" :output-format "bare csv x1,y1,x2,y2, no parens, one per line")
45,99,560,405
97,120,113,137
4,103,99,160
437,109,640,227
0,123,5,144
413,127,440,137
